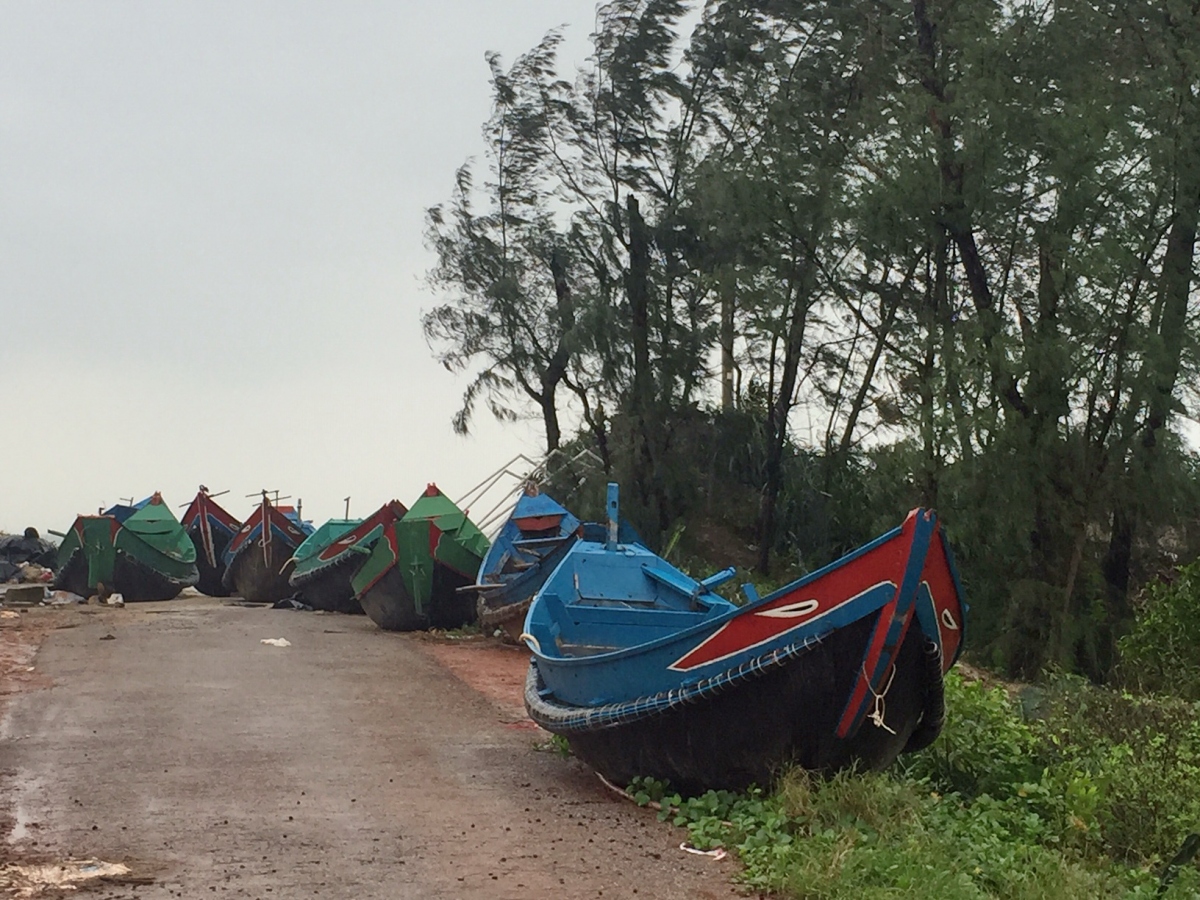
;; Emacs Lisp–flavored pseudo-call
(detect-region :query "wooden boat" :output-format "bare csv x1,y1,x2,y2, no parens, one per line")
222,494,314,603
180,488,242,597
54,493,199,602
470,486,582,641
352,485,489,631
287,502,407,613
523,484,966,795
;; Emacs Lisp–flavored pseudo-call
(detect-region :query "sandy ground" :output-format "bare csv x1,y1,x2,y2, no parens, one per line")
0,596,749,899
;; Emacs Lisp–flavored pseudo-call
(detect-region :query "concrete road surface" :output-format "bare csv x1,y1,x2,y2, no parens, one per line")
1,600,744,899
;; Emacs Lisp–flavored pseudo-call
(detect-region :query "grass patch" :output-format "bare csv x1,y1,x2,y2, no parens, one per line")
628,673,1200,898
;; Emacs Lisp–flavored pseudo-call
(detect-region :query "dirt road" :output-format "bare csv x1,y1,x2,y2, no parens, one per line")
0,598,745,898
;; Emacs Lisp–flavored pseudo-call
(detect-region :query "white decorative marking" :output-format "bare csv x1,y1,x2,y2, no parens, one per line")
755,599,820,619
667,580,897,672
941,608,959,630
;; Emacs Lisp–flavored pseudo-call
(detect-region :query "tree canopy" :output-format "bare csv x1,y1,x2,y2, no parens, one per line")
424,0,1200,680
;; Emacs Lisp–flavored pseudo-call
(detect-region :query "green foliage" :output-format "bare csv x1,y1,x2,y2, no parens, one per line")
1029,675,1200,865
549,733,572,759
436,0,1200,683
900,674,1039,799
623,673,1200,898
1117,561,1200,699
535,734,574,759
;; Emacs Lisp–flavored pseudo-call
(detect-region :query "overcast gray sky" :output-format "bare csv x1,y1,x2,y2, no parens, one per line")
1,1,604,533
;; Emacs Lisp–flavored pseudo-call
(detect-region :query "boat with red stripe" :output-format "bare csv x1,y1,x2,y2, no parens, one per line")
523,484,966,794
181,487,242,597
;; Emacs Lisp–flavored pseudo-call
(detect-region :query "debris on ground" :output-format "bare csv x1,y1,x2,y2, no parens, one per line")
680,843,728,860
44,591,86,606
16,564,54,584
0,529,58,583
272,596,313,611
0,858,133,897
260,637,291,647
1,585,46,607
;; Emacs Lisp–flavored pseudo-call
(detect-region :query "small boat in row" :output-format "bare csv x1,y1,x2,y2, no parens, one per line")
54,493,199,602
181,488,242,597
222,493,314,603
352,485,489,631
469,484,642,642
288,501,408,613
472,486,582,641
522,484,966,794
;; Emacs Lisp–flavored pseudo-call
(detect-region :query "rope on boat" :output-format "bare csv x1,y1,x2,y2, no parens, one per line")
520,633,541,654
866,663,898,734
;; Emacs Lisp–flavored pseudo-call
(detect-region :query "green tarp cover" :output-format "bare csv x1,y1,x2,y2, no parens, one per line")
57,497,196,590
122,501,196,564
292,518,361,566
350,490,489,618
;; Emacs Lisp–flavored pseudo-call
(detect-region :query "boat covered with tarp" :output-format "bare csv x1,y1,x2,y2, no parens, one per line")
222,494,314,604
0,528,58,582
523,484,966,795
470,486,582,641
287,501,407,613
181,488,242,597
353,485,489,631
54,493,199,602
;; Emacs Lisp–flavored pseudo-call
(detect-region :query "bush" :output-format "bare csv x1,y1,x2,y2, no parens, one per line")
900,673,1039,798
1117,560,1200,699
623,672,1200,898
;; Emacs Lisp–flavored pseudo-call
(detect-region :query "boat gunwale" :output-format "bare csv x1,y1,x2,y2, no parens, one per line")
524,520,909,671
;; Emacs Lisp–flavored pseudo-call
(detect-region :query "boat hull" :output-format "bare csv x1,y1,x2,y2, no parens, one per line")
359,565,476,631
225,545,295,604
527,615,945,794
188,525,234,597
477,594,530,642
292,556,364,614
55,548,195,603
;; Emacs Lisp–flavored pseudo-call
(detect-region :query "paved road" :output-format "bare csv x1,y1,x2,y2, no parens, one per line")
1,600,743,899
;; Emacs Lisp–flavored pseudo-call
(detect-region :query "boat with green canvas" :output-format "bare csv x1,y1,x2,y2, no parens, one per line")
54,492,199,601
288,501,407,613
353,486,489,631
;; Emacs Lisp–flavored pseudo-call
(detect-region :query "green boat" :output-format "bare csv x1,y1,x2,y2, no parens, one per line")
352,486,489,631
288,501,407,614
54,493,199,602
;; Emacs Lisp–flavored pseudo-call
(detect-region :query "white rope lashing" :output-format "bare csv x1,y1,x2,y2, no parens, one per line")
866,663,898,734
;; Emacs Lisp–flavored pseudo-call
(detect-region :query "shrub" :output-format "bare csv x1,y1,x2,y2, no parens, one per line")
1117,560,1200,699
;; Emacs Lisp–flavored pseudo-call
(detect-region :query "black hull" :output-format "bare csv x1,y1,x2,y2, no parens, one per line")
292,557,364,614
54,549,196,603
188,526,234,597
224,544,296,604
527,616,945,795
359,565,476,632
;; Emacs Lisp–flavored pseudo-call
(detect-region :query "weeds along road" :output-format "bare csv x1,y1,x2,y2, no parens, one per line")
0,599,743,899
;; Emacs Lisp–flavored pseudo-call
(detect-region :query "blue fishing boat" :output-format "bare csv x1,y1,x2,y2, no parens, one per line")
523,484,966,794
471,486,583,641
